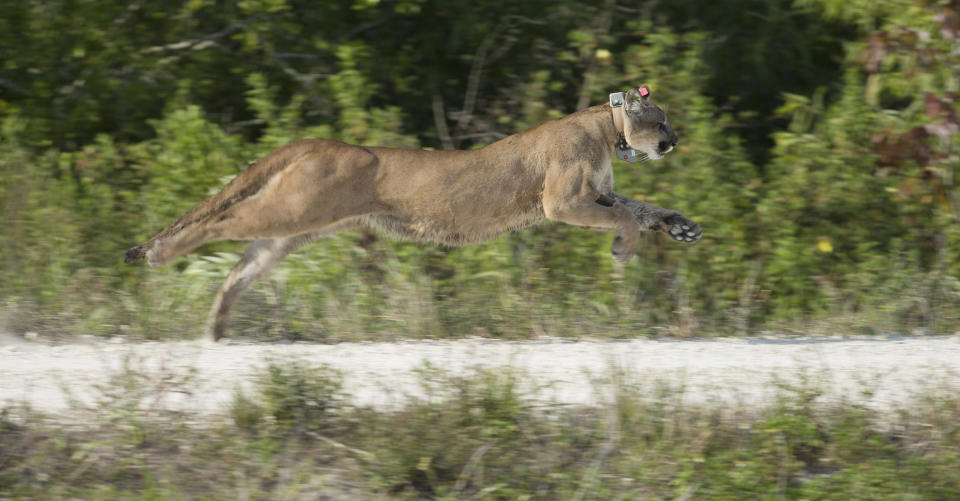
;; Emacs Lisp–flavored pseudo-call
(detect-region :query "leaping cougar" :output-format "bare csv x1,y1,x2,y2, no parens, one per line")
125,86,702,340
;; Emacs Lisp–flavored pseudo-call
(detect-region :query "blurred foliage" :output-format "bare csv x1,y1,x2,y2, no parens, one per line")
2,364,960,498
1,0,958,339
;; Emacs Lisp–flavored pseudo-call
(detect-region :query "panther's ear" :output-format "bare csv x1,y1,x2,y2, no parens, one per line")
624,86,651,115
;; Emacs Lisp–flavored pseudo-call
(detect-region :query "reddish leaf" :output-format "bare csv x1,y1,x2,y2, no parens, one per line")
936,10,959,40
924,121,959,139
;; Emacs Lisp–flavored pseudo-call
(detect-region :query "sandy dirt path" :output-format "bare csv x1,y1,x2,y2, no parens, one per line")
2,335,959,417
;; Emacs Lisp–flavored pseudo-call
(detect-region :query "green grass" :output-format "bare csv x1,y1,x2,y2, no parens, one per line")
2,360,959,500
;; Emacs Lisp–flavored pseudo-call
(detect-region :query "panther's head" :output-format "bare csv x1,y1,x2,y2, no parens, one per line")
622,86,678,160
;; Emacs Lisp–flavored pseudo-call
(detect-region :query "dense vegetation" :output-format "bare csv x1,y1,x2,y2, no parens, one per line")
2,0,958,339
2,361,959,499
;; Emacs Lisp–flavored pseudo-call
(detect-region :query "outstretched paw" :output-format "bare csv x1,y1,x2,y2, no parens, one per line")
660,213,702,243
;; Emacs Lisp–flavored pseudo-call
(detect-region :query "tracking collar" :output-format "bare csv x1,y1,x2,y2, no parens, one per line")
608,92,637,162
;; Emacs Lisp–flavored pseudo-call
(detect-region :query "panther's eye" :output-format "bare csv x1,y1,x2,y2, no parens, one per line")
657,122,667,133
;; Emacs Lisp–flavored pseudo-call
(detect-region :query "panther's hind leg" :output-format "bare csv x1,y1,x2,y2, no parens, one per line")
208,233,319,341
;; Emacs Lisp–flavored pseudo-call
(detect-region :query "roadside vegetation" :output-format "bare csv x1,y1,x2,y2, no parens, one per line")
1,0,958,341
3,3,957,498
2,360,959,499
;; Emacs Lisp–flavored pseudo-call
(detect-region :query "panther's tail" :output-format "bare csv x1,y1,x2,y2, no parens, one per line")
124,244,148,263
121,140,314,266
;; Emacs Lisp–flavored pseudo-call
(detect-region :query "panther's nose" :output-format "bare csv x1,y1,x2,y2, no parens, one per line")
671,137,679,147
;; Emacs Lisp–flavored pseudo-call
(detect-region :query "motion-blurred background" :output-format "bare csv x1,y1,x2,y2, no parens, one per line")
1,0,958,340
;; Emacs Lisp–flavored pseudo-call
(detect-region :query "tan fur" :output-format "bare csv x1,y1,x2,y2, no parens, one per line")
125,91,701,340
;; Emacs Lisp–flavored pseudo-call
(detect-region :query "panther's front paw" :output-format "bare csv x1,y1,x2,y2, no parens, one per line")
660,213,701,243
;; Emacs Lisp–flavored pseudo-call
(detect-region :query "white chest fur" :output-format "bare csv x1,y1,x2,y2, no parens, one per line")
591,159,615,194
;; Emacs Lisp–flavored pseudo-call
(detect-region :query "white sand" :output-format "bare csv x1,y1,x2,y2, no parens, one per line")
2,335,959,417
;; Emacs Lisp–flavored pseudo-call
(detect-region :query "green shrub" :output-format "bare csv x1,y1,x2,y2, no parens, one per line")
1,0,957,339
233,359,344,435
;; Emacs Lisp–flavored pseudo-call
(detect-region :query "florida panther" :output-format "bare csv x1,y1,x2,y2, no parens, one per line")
125,86,701,340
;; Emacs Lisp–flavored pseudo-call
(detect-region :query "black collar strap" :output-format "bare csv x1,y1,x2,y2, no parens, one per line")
608,92,637,163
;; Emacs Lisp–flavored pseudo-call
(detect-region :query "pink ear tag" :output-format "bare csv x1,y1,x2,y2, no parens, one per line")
639,86,649,97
